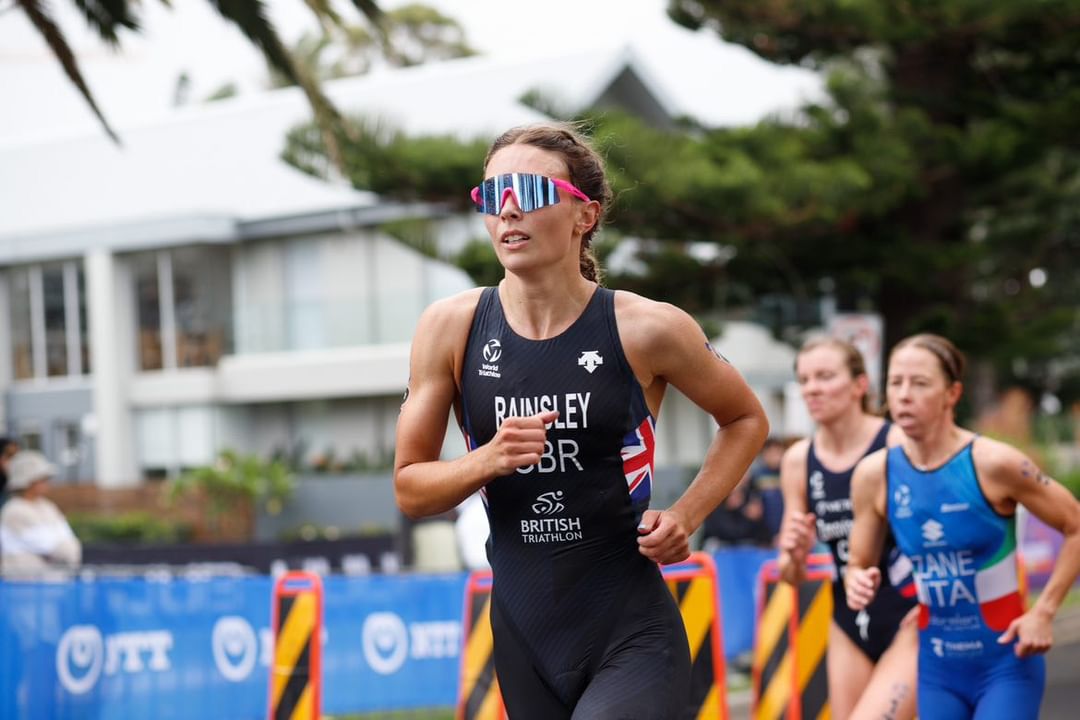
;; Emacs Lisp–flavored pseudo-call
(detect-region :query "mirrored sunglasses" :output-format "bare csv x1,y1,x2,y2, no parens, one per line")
470,173,591,215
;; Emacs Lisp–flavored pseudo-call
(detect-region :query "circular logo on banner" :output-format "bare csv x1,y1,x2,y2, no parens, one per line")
212,616,258,682
56,625,105,695
362,612,408,675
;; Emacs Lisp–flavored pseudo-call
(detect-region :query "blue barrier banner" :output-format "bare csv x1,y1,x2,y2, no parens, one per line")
0,573,468,720
711,547,776,659
0,551,785,718
322,574,466,714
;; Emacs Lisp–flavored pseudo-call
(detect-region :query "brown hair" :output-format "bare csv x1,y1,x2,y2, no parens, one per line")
890,333,966,384
796,336,874,413
484,122,612,283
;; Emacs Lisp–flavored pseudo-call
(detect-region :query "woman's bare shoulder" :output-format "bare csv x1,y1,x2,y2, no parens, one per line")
611,289,701,348
416,287,486,334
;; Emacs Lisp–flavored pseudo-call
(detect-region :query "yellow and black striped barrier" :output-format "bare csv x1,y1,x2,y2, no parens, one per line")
456,572,505,720
664,551,729,719
268,571,323,720
455,551,728,719
751,555,832,720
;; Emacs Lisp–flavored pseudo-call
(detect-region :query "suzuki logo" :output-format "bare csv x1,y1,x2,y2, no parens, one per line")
577,351,603,374
921,518,945,544
482,339,502,363
531,491,565,515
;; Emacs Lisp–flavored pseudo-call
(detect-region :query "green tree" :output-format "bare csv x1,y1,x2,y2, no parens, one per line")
280,1,1080,403
13,0,387,166
663,0,1080,398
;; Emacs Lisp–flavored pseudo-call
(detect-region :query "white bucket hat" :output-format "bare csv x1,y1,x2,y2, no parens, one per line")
6,450,56,491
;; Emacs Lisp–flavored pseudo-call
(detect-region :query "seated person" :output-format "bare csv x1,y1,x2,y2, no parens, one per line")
0,450,81,577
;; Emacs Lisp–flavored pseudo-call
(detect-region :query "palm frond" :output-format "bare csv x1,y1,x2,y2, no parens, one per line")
346,0,392,59
72,0,140,45
347,0,384,24
302,0,342,31
17,0,120,143
208,0,346,167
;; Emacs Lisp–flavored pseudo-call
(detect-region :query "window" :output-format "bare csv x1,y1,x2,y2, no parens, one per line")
131,247,233,371
77,267,91,374
6,262,90,380
132,253,163,371
9,269,33,380
42,265,67,377
171,246,232,367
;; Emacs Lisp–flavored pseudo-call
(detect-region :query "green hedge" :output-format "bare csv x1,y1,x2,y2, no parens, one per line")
69,512,195,545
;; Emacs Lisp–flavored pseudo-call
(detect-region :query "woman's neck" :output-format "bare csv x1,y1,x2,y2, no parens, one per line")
498,274,596,340
816,408,880,456
902,422,971,470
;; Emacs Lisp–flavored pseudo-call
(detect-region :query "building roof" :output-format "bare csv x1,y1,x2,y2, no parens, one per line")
0,44,674,262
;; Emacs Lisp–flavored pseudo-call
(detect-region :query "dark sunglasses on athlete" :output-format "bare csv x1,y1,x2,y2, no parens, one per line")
470,173,591,215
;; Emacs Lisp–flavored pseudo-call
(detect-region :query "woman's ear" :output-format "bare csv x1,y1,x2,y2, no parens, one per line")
576,201,600,235
946,381,964,408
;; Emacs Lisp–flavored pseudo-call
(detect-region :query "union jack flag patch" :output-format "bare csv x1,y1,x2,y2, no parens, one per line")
621,415,656,505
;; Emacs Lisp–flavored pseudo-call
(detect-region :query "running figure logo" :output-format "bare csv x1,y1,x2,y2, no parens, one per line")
531,491,565,515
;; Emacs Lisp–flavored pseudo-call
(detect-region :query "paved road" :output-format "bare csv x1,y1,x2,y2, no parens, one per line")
727,606,1080,719
1042,607,1080,720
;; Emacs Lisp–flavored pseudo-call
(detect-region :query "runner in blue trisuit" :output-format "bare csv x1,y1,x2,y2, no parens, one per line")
847,333,1080,720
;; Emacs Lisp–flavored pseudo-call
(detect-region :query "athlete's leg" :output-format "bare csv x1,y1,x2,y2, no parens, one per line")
972,654,1045,720
826,621,874,720
848,620,918,720
491,602,572,720
571,587,690,720
918,659,976,720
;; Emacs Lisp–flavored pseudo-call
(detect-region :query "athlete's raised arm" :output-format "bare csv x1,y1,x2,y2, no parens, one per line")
394,290,558,518
777,439,816,585
618,293,769,565
977,439,1080,657
845,448,889,610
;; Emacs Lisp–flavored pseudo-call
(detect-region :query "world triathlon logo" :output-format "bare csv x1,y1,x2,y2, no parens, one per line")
894,484,913,518
482,339,502,363
479,339,502,379
531,491,565,515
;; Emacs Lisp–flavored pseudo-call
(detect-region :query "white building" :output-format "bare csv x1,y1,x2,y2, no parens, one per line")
6,45,780,487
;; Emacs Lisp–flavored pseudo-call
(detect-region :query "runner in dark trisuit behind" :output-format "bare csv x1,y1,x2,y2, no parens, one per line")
777,337,917,720
393,122,769,718
847,333,1080,720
